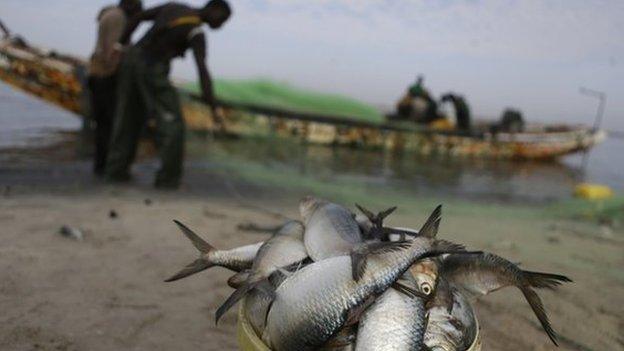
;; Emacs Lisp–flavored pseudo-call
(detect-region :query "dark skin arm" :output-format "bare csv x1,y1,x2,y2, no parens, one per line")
119,5,166,44
190,33,215,106
190,33,225,130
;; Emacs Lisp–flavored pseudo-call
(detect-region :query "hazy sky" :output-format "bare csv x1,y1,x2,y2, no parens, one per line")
1,0,623,129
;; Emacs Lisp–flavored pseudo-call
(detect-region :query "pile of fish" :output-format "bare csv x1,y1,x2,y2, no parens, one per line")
165,196,572,351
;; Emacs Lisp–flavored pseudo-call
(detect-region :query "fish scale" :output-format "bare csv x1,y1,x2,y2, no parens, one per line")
264,236,436,351
356,286,427,351
207,241,264,272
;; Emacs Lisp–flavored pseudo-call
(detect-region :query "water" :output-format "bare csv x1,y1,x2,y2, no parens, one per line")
0,83,81,148
1,81,622,202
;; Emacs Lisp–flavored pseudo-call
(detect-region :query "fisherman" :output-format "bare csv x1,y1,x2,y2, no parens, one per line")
440,93,471,131
105,0,231,189
395,75,439,124
88,0,143,175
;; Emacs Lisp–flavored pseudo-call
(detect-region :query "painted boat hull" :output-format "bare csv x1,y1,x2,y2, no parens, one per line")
0,39,605,160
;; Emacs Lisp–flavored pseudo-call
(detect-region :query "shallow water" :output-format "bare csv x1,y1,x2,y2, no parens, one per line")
1,82,622,202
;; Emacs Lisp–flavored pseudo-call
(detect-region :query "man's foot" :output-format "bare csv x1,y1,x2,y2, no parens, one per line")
154,178,180,190
105,172,132,183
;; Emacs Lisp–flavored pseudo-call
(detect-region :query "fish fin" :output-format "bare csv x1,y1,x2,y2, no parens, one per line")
350,241,412,281
254,279,276,300
227,270,250,289
344,295,376,326
524,270,573,290
379,206,398,221
355,203,376,222
282,257,311,272
418,205,442,239
173,220,214,254
320,324,357,350
356,204,397,226
275,266,294,278
393,280,429,300
164,258,211,282
520,286,559,346
215,278,266,324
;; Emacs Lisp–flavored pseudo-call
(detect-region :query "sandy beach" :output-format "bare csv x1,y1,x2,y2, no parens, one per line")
1,164,622,351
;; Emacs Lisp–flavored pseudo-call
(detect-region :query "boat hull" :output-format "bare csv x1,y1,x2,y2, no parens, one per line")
0,39,605,160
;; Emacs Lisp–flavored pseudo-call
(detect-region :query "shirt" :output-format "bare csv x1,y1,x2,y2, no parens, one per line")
89,6,126,77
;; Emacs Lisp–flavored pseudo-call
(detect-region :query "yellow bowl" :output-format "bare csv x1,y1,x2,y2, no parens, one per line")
236,298,482,351
237,298,272,351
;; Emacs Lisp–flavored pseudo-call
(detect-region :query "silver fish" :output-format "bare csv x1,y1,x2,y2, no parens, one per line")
216,220,308,323
165,220,263,282
424,277,478,351
263,206,459,351
245,271,289,336
227,270,250,289
300,196,363,261
439,252,572,346
355,271,429,351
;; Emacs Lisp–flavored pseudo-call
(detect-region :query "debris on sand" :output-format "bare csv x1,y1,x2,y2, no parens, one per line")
58,225,83,241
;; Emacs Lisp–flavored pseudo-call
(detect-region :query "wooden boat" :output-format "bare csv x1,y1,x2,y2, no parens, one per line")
0,37,606,160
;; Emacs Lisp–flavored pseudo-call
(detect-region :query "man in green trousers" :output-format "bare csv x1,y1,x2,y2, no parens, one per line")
106,0,231,189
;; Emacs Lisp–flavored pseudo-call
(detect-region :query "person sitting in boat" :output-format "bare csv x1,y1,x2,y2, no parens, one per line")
498,108,525,133
105,0,231,189
440,92,471,132
395,75,440,125
88,0,143,175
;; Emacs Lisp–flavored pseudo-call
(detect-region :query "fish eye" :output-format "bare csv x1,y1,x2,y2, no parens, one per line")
421,282,432,295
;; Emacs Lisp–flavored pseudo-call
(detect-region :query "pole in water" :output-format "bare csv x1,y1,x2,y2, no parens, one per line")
579,87,607,176
579,87,607,131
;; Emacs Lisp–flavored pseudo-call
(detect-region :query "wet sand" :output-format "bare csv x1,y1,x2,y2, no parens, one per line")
1,140,623,351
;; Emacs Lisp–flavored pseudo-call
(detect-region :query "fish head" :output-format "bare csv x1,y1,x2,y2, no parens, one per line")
299,196,325,222
276,220,305,239
410,258,439,298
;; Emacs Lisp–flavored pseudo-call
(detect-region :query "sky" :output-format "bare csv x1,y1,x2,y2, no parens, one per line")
1,0,623,129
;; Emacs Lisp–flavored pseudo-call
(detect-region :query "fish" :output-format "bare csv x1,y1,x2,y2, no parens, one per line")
439,252,572,346
355,204,421,242
423,277,478,351
300,196,363,261
227,270,250,289
355,271,429,351
164,220,264,282
245,270,290,336
263,205,466,351
215,220,308,323
408,258,438,298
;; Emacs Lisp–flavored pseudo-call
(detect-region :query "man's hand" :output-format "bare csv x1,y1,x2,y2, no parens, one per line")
109,42,124,63
211,106,227,133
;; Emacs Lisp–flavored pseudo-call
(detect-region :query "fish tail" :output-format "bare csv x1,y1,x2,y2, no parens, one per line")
419,205,442,239
164,258,213,282
215,276,274,324
173,220,215,253
164,220,217,282
524,270,572,290
520,286,559,346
